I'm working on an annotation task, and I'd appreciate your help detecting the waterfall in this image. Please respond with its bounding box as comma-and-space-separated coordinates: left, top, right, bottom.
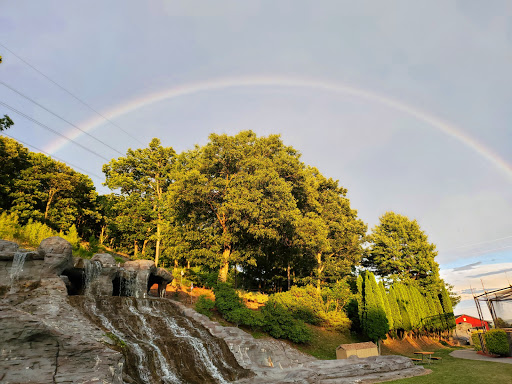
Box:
70, 296, 249, 384
9, 251, 28, 293
127, 302, 182, 384
119, 270, 139, 297
83, 260, 102, 295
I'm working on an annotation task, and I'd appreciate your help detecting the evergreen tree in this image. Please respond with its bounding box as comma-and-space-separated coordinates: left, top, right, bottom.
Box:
378, 280, 394, 330
387, 287, 403, 330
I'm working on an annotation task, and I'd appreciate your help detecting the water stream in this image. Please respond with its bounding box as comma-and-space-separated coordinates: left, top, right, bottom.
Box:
9, 251, 28, 293
70, 296, 249, 384
83, 260, 102, 295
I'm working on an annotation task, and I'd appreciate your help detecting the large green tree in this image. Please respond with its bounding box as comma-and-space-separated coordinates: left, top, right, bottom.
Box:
168, 131, 302, 282
364, 212, 442, 293
10, 152, 99, 234
103, 138, 176, 266
0, 136, 30, 210
297, 168, 367, 291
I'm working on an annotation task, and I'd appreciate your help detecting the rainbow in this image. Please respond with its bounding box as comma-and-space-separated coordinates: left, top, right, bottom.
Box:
44, 75, 512, 179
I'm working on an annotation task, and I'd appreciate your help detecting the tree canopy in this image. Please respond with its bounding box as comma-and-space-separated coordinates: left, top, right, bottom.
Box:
363, 211, 442, 293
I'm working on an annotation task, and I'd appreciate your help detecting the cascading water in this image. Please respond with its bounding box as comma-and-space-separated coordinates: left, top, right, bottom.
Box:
69, 296, 250, 384
9, 251, 28, 293
83, 259, 102, 295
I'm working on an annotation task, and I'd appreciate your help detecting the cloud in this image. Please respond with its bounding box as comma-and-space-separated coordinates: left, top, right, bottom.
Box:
469, 267, 512, 279
453, 261, 481, 272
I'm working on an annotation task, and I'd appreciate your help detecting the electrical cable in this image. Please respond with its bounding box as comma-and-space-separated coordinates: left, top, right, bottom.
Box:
1, 80, 125, 155
0, 42, 144, 144
1, 132, 104, 181
0, 101, 110, 161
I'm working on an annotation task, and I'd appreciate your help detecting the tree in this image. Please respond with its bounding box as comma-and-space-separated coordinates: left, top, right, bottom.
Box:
0, 136, 29, 210
360, 272, 389, 344
103, 138, 176, 266
0, 115, 13, 131
364, 212, 442, 293
168, 131, 301, 282
296, 168, 367, 292
10, 152, 98, 233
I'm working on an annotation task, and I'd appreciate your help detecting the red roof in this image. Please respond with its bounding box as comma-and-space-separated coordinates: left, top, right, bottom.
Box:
455, 314, 490, 330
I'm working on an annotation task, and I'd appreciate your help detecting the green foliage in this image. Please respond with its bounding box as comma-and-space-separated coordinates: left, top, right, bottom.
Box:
61, 224, 80, 248
213, 283, 261, 328
268, 285, 324, 325
20, 220, 56, 247
261, 302, 312, 343
103, 138, 176, 266
471, 332, 482, 351
195, 295, 215, 317
238, 290, 269, 305
0, 114, 14, 131
0, 211, 19, 239
364, 212, 442, 293
484, 329, 510, 356
105, 332, 127, 349
318, 310, 351, 333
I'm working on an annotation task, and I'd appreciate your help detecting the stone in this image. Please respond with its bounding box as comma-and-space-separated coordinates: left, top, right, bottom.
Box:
91, 253, 116, 268
38, 236, 73, 277
0, 239, 19, 260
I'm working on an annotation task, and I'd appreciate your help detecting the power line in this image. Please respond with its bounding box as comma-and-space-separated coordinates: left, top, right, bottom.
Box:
1, 133, 104, 181
0, 101, 110, 161
445, 235, 512, 251
1, 80, 125, 156
0, 42, 144, 145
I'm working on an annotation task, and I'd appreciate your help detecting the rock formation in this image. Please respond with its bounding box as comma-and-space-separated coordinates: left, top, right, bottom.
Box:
0, 236, 426, 384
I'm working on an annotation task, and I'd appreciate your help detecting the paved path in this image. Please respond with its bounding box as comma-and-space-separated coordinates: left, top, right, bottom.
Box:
450, 349, 512, 364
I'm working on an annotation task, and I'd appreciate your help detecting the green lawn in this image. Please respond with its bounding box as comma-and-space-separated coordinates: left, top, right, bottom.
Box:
389, 348, 512, 384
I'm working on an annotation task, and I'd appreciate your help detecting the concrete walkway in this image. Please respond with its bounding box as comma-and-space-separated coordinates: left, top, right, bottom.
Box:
450, 349, 512, 364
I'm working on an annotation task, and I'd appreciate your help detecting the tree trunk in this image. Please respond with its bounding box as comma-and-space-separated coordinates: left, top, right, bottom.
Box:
287, 262, 291, 290
142, 239, 149, 255
316, 252, 324, 293
44, 189, 56, 220
155, 215, 161, 267
134, 241, 139, 258
218, 247, 231, 282
99, 226, 107, 245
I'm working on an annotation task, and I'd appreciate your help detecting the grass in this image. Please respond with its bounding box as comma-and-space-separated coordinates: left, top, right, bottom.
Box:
388, 347, 512, 384
295, 325, 360, 359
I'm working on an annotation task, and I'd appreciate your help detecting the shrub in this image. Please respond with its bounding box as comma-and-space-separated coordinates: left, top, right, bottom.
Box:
0, 211, 19, 240
195, 295, 215, 317
214, 283, 245, 315
21, 220, 56, 247
319, 310, 351, 333
213, 283, 263, 328
261, 302, 312, 343
484, 329, 510, 356
268, 285, 324, 325
472, 332, 483, 351
238, 290, 269, 305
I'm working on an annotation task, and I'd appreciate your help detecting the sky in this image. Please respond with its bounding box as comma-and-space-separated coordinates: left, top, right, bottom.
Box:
1, 0, 511, 318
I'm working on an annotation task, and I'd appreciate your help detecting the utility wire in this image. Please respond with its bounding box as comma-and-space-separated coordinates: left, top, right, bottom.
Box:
0, 42, 144, 145
0, 101, 110, 161
1, 133, 104, 181
1, 80, 125, 156
444, 235, 512, 251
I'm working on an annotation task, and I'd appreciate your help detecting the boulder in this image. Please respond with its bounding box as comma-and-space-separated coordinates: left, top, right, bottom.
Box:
0, 239, 19, 260
38, 237, 73, 277
91, 253, 116, 268
121, 260, 156, 298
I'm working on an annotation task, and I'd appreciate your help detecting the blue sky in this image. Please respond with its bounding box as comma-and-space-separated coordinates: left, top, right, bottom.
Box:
1, 1, 511, 317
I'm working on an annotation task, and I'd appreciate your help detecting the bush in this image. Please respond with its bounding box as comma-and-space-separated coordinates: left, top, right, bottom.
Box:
214, 283, 245, 315
484, 329, 510, 356
261, 302, 312, 343
268, 285, 324, 325
0, 211, 19, 240
318, 310, 351, 333
238, 290, 269, 305
472, 332, 483, 351
195, 295, 215, 317
21, 220, 56, 247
